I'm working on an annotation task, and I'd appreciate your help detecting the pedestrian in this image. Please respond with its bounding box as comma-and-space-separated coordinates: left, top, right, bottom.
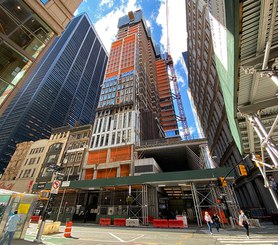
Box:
0, 210, 21, 245
83, 209, 89, 223
204, 211, 213, 235
269, 177, 278, 192
212, 213, 221, 232
239, 210, 250, 239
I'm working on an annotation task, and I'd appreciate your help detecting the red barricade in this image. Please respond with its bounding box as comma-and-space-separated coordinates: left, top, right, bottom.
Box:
30, 216, 40, 223
153, 219, 168, 228
168, 219, 184, 228
99, 218, 111, 226
113, 218, 126, 226
148, 216, 154, 224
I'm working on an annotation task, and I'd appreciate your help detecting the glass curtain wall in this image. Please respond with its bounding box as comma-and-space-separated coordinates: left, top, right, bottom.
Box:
0, 0, 54, 106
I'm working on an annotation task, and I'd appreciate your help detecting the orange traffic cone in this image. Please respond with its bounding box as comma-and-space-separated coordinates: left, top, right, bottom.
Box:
64, 221, 72, 238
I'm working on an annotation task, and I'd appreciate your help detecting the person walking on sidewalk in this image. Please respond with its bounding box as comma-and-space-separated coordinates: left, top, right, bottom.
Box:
0, 211, 21, 245
239, 210, 250, 239
212, 213, 221, 232
204, 211, 213, 235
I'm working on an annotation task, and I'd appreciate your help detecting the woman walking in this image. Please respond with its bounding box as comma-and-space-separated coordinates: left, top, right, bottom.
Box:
239, 210, 250, 239
204, 211, 213, 235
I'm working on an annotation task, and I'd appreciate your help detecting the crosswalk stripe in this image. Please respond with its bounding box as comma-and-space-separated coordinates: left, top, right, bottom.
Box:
221, 242, 277, 244
213, 234, 278, 244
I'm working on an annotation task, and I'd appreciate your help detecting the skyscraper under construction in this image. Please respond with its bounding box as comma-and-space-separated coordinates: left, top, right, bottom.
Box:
84, 10, 180, 180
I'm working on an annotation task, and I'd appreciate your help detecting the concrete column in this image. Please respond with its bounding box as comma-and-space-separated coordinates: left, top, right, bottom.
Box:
254, 177, 276, 213
242, 185, 252, 207
93, 167, 97, 179
245, 182, 261, 207
116, 166, 121, 177
235, 187, 245, 207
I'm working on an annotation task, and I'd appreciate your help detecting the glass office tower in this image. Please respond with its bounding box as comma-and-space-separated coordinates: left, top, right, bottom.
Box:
0, 13, 108, 170
0, 0, 82, 114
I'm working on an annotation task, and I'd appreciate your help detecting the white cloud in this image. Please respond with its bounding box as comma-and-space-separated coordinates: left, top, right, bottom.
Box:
94, 0, 141, 52
156, 0, 187, 64
178, 125, 194, 139
176, 68, 186, 88
99, 0, 113, 8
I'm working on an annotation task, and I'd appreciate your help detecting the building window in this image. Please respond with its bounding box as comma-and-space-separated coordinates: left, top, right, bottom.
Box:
73, 166, 79, 175
76, 152, 82, 161
69, 153, 75, 162
0, 41, 31, 105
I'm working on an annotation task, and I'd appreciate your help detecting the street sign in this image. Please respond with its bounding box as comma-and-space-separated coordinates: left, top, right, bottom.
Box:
62, 181, 70, 187
50, 180, 61, 194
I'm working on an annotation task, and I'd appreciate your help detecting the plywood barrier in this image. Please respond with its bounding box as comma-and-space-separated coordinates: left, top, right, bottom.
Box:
88, 149, 108, 164
97, 168, 117, 179
109, 145, 131, 162
85, 168, 94, 180
120, 164, 130, 177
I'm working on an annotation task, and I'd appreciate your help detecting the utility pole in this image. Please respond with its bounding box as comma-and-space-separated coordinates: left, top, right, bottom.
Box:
34, 168, 64, 243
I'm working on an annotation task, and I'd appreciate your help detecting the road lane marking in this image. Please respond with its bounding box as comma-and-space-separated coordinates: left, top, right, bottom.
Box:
109, 232, 125, 242
126, 234, 144, 242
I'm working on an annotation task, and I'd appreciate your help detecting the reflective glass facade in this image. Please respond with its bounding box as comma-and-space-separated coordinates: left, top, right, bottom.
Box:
0, 0, 54, 106
0, 14, 108, 170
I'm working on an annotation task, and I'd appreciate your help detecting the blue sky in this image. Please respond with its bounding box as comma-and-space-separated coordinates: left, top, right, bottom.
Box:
75, 0, 200, 138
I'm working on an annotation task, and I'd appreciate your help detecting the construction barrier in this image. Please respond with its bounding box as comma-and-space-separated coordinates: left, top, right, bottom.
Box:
153, 219, 168, 228
113, 218, 126, 226
148, 216, 154, 224
168, 219, 184, 228
125, 218, 139, 227
99, 218, 111, 226
64, 221, 72, 238
30, 216, 40, 223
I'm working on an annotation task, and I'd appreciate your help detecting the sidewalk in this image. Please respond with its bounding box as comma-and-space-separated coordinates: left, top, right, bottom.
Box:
12, 222, 278, 244
8, 240, 35, 245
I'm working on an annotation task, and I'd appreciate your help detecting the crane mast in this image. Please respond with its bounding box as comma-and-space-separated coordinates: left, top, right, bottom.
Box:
165, 0, 190, 139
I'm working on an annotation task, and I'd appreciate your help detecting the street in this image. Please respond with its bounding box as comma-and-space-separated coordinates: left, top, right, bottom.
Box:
16, 222, 278, 245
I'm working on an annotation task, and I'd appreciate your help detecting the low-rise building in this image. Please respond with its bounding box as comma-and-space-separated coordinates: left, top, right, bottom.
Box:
0, 141, 33, 190
12, 139, 48, 193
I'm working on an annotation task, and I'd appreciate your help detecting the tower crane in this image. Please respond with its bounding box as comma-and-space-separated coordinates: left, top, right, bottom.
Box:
165, 0, 190, 139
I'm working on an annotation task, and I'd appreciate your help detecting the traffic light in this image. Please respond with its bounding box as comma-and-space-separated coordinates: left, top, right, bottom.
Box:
216, 198, 223, 204
219, 177, 227, 187
238, 164, 248, 176
39, 190, 50, 200
253, 154, 263, 167
217, 177, 227, 187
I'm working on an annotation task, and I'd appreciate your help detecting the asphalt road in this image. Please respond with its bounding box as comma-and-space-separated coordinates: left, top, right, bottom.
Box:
16, 222, 278, 245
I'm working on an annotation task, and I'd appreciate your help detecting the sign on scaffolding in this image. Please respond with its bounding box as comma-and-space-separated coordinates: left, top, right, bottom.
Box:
50, 180, 61, 194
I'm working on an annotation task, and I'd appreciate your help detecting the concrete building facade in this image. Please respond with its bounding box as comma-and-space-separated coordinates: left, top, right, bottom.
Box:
84, 10, 163, 181
185, 0, 242, 168
0, 141, 33, 190
12, 139, 48, 193
185, 0, 278, 215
